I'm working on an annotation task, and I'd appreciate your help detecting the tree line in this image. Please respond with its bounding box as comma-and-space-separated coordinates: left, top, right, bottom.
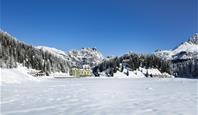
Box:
0, 32, 70, 75
93, 53, 171, 77
172, 59, 198, 78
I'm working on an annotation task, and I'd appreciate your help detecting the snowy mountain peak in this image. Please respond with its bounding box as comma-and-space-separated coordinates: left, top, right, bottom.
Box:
187, 33, 198, 45
155, 33, 198, 60
67, 47, 104, 67
80, 47, 104, 60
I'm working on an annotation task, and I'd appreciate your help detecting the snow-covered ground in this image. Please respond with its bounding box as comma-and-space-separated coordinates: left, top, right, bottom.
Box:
0, 67, 40, 85
0, 66, 73, 85
1, 77, 197, 115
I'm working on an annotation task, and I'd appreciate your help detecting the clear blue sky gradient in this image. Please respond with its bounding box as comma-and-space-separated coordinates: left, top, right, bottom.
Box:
1, 0, 197, 56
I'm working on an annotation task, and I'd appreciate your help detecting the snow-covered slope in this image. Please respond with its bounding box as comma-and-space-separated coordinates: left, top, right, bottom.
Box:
1, 31, 70, 73
0, 65, 40, 84
36, 46, 67, 58
36, 46, 71, 61
155, 33, 198, 60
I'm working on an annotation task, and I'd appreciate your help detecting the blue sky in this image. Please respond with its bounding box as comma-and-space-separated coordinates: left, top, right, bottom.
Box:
1, 0, 197, 56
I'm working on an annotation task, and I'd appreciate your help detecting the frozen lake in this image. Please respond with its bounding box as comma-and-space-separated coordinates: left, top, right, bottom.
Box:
1, 78, 197, 115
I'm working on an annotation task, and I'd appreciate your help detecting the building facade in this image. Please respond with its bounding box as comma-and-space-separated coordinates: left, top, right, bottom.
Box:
69, 67, 92, 77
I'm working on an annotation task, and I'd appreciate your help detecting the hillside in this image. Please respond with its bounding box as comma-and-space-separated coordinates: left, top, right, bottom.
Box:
0, 31, 105, 76
155, 33, 198, 78
93, 53, 171, 77
0, 31, 70, 75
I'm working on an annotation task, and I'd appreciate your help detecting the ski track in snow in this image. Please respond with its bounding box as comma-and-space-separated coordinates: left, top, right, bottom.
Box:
1, 78, 197, 115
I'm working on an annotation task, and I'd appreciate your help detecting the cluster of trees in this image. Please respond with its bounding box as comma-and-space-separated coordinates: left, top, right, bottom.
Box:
0, 32, 70, 75
172, 59, 198, 78
93, 53, 171, 76
93, 52, 198, 78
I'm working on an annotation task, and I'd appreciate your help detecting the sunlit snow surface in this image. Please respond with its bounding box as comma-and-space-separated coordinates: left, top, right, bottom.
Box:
1, 78, 197, 115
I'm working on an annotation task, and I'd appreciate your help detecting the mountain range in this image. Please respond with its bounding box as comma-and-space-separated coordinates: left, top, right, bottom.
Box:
0, 30, 197, 78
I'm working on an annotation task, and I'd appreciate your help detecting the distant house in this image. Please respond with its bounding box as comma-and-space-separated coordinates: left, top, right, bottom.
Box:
69, 67, 92, 77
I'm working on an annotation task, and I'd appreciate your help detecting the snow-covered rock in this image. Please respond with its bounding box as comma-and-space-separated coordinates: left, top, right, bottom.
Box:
187, 33, 198, 44
67, 48, 104, 67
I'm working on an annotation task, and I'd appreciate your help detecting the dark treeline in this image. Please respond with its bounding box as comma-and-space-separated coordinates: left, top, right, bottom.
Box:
93, 53, 171, 76
93, 52, 198, 78
0, 32, 70, 75
172, 59, 198, 78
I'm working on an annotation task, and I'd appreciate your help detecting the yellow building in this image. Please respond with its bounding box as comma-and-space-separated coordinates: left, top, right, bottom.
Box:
69, 67, 92, 77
